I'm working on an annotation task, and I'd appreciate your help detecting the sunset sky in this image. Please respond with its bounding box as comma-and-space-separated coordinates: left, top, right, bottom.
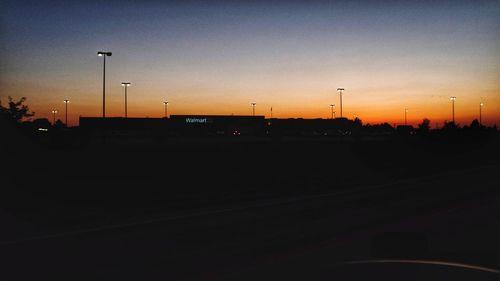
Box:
1, 0, 499, 126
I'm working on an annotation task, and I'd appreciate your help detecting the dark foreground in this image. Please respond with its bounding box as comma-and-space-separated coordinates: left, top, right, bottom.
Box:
1, 134, 500, 280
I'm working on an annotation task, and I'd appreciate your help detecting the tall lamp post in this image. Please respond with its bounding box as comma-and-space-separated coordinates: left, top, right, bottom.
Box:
479, 102, 484, 125
97, 51, 112, 118
337, 88, 345, 118
450, 96, 456, 123
121, 82, 131, 118
51, 110, 58, 125
163, 101, 169, 118
330, 104, 335, 119
63, 99, 69, 126
251, 103, 256, 116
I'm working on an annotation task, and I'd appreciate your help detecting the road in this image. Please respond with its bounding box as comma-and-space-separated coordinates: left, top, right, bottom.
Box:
1, 164, 499, 280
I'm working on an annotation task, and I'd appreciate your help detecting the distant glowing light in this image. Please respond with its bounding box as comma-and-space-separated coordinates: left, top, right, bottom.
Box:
97, 51, 112, 57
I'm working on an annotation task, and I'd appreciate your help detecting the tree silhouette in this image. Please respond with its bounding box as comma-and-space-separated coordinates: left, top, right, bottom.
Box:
353, 117, 363, 127
470, 119, 481, 129
54, 119, 65, 128
443, 121, 459, 130
417, 118, 431, 135
0, 96, 35, 122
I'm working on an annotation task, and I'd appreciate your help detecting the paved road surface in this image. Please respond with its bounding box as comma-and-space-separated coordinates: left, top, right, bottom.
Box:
1, 164, 499, 280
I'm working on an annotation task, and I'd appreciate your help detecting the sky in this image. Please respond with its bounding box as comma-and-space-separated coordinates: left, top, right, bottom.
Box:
1, 0, 499, 126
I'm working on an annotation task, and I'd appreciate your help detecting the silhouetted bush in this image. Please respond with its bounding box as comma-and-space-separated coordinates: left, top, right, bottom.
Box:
417, 118, 431, 136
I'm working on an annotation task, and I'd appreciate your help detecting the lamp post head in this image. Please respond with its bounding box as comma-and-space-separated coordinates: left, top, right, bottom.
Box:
251, 103, 256, 106
330, 104, 335, 107
121, 82, 131, 87
97, 51, 112, 56
52, 110, 58, 114
163, 101, 169, 105
337, 88, 345, 93
63, 99, 69, 104
480, 102, 484, 106
450, 96, 456, 100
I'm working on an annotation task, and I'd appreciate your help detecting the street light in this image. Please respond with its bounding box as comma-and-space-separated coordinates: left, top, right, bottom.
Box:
51, 110, 58, 125
330, 104, 335, 119
97, 51, 112, 118
63, 99, 69, 126
480, 102, 484, 125
251, 103, 256, 116
450, 96, 456, 123
163, 101, 169, 118
405, 108, 408, 125
121, 82, 131, 118
337, 88, 345, 118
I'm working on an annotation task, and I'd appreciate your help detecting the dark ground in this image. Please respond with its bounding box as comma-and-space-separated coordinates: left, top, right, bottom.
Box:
1, 130, 500, 280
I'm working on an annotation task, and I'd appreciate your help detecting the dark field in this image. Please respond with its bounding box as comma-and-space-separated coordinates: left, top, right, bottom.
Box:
2, 132, 500, 280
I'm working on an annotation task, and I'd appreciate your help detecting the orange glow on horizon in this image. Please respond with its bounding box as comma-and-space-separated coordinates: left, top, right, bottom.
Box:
2, 45, 499, 127
16, 94, 499, 128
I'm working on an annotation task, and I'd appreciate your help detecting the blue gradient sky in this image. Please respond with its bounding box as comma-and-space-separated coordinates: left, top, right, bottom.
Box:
1, 0, 499, 126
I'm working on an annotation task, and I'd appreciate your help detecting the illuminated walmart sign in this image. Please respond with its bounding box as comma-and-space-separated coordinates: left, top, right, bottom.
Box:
185, 117, 211, 124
